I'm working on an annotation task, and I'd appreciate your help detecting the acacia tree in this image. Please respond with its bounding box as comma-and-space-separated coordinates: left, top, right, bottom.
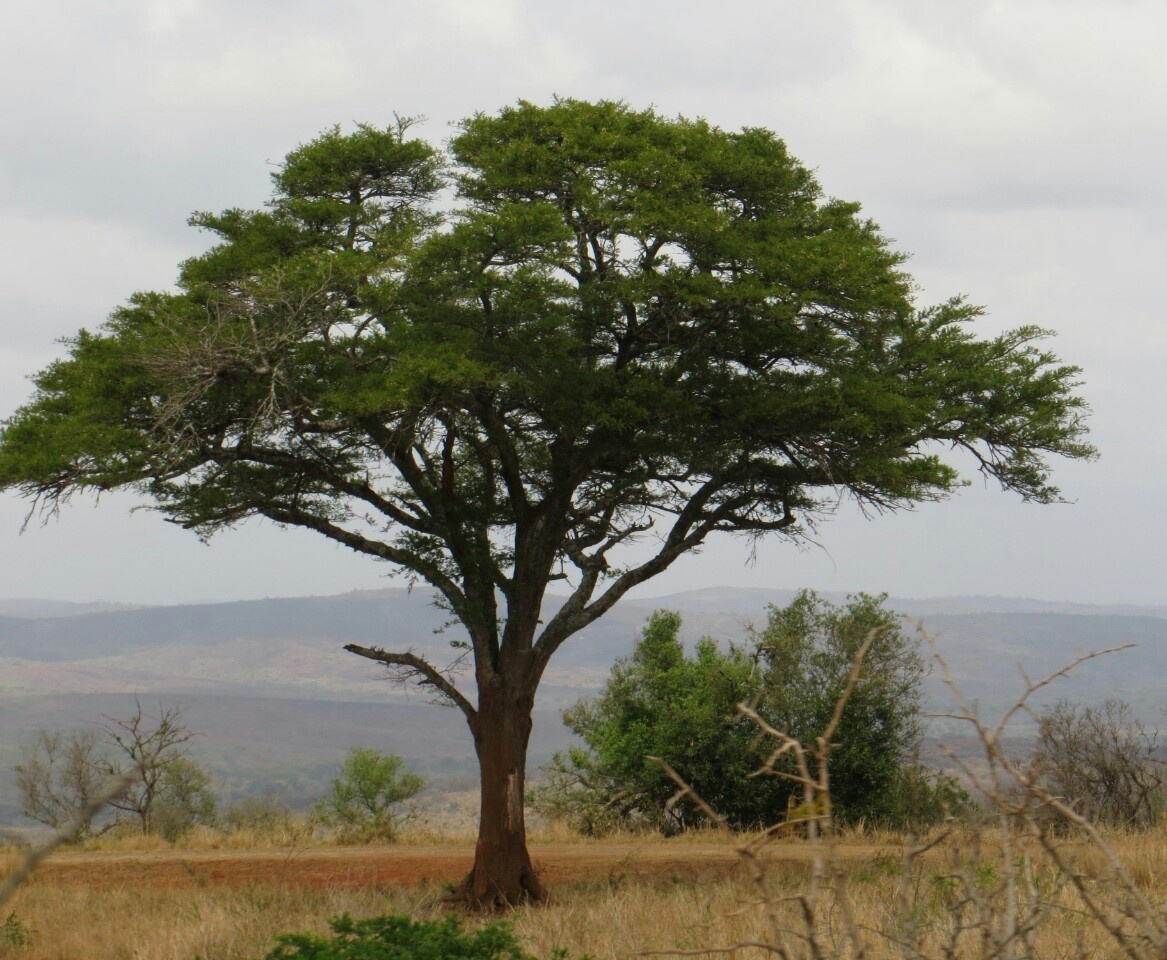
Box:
0, 100, 1092, 906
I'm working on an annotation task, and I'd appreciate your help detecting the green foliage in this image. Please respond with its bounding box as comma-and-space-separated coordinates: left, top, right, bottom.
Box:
756, 590, 926, 825
0, 100, 1093, 895
151, 756, 217, 840
264, 913, 570, 960
541, 592, 952, 833
535, 611, 781, 833
0, 101, 1092, 620
1, 911, 34, 949
314, 748, 424, 840
877, 767, 973, 829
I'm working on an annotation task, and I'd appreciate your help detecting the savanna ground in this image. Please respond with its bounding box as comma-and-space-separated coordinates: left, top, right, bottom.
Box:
6, 815, 1167, 960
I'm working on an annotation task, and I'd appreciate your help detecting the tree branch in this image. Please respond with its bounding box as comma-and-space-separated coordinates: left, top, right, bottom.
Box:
259, 505, 471, 622
213, 442, 437, 535
343, 645, 477, 724
535, 484, 796, 673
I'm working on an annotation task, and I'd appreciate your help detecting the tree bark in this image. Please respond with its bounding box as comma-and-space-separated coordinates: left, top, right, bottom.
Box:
451, 675, 547, 909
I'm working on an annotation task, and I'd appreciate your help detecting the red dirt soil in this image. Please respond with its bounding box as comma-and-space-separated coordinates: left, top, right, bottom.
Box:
30, 842, 890, 891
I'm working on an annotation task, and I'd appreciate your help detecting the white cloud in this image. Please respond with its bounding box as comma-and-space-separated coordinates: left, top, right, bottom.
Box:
428, 0, 523, 46
151, 37, 361, 110
822, 3, 1059, 148
143, 0, 202, 35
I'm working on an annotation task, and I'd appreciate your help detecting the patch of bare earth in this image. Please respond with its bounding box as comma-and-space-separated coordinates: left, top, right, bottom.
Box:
31, 841, 891, 890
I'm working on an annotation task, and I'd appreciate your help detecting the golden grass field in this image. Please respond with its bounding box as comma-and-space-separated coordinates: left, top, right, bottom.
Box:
4, 815, 1167, 960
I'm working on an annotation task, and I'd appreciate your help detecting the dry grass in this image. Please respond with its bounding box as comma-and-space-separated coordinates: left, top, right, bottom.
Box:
0, 879, 426, 959
3, 829, 1167, 960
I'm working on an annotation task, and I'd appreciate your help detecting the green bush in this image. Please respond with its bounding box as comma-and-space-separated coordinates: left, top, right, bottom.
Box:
532, 610, 780, 834
755, 590, 926, 826
264, 913, 572, 960
877, 766, 972, 828
1, 911, 35, 948
314, 749, 424, 840
152, 756, 218, 840
536, 591, 948, 834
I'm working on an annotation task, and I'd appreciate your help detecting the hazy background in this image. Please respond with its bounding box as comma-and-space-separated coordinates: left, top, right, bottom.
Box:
1, 0, 1160, 607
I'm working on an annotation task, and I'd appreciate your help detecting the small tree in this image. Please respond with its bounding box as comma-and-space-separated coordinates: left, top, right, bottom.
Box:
756, 590, 926, 826
13, 730, 106, 838
100, 702, 201, 835
13, 704, 215, 839
151, 757, 217, 840
1034, 698, 1164, 830
315, 748, 424, 840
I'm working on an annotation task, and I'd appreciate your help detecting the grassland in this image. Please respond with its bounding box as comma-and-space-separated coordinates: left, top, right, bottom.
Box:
4, 814, 1167, 960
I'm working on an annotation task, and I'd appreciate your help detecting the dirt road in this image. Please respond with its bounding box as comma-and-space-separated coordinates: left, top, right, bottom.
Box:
32, 841, 891, 890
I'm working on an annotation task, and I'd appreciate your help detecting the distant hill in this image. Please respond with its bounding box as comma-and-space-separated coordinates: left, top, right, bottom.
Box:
0, 599, 147, 619
1, 587, 1164, 827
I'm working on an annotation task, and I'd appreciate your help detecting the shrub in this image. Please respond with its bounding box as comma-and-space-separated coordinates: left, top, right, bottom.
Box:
314, 749, 424, 840
1, 911, 34, 948
222, 794, 296, 834
1034, 698, 1164, 830
533, 611, 779, 834
264, 913, 571, 960
151, 756, 218, 840
754, 590, 926, 826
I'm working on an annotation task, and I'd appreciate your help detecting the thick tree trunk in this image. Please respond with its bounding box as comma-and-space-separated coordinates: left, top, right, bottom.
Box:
452, 677, 547, 909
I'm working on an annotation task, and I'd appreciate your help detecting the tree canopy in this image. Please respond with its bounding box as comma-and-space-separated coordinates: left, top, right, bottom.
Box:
0, 99, 1093, 905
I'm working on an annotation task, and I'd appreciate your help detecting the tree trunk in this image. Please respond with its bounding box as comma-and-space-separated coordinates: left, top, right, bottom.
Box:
452, 677, 547, 909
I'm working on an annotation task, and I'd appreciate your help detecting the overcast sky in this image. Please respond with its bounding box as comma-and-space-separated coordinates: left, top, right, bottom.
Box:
0, 0, 1161, 607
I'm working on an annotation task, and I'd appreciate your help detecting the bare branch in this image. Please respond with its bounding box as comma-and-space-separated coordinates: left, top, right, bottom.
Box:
343, 645, 476, 723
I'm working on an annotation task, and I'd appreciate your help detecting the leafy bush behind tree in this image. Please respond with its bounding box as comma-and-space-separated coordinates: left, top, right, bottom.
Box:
757, 590, 927, 825
535, 590, 965, 833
